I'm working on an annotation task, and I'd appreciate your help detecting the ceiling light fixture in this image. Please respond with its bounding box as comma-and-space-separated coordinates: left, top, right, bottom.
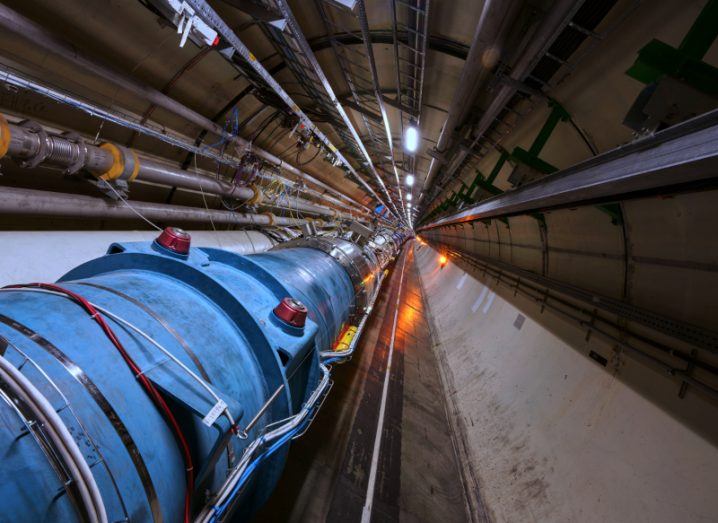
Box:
404, 125, 420, 153
405, 174, 415, 186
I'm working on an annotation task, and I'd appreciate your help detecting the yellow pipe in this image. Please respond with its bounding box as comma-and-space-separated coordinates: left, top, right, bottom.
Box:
0, 114, 11, 159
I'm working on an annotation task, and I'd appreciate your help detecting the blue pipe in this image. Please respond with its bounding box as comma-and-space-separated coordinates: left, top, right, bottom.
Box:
0, 229, 396, 522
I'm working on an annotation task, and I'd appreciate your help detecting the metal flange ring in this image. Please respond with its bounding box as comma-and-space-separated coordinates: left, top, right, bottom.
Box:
18, 119, 49, 168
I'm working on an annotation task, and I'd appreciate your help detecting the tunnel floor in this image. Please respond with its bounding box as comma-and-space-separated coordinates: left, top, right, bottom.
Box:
254, 242, 470, 522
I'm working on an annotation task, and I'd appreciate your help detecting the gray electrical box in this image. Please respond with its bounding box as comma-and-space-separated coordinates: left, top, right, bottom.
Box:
624, 76, 717, 134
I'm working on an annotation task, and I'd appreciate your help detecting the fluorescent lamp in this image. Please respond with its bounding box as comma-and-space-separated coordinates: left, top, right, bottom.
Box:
404, 125, 420, 153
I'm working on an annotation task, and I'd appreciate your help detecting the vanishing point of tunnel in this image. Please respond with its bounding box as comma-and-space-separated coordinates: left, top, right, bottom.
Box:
0, 0, 716, 522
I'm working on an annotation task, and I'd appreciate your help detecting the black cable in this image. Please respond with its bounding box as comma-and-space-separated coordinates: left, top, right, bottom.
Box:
296, 146, 321, 167
250, 110, 280, 142
569, 117, 599, 156
262, 120, 285, 150
276, 142, 298, 159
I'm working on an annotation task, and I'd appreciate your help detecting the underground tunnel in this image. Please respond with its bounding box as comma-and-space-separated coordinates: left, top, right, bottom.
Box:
0, 0, 717, 521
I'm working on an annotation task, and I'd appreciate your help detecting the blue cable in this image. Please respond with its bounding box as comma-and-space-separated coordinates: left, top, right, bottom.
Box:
208, 413, 314, 521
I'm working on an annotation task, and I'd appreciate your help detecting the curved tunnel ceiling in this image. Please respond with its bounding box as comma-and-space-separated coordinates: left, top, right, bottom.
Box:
0, 2, 717, 519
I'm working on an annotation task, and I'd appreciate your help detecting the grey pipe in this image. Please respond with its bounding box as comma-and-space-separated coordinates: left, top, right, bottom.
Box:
420, 0, 521, 198
6, 120, 112, 174
0, 4, 373, 215
138, 157, 345, 217
423, 0, 584, 206
2, 117, 357, 220
461, 0, 583, 159
137, 158, 253, 199
0, 186, 308, 226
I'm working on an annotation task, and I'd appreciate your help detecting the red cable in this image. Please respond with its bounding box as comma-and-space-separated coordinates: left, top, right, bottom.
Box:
5, 282, 194, 523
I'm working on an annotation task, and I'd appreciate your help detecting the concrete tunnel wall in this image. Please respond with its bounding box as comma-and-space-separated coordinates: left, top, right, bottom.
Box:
414, 242, 718, 522
0, 230, 276, 286
438, 0, 718, 205
422, 188, 718, 332
418, 0, 718, 336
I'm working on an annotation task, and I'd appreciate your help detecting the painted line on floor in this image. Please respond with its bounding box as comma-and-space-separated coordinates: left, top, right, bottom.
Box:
482, 291, 496, 314
360, 248, 410, 523
472, 287, 489, 313
456, 272, 468, 290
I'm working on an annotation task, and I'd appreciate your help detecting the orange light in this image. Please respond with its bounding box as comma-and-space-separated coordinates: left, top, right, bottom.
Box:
439, 255, 448, 267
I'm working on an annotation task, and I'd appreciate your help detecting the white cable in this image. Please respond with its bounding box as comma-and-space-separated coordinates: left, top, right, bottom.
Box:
194, 363, 331, 523
103, 182, 162, 231
0, 288, 236, 428
194, 155, 223, 247
0, 355, 108, 523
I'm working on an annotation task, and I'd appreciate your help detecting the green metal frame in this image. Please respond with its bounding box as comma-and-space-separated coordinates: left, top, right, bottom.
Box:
424, 100, 569, 222
421, 98, 622, 226
626, 0, 718, 94
422, 2, 717, 227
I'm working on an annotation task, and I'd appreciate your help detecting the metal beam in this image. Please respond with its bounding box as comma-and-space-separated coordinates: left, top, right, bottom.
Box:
312, 1, 390, 188
418, 0, 522, 205
380, 94, 419, 118
342, 100, 382, 123
266, 0, 402, 220
184, 0, 399, 220
218, 0, 287, 30
309, 30, 470, 61
356, 0, 406, 217
421, 109, 718, 228
423, 0, 584, 208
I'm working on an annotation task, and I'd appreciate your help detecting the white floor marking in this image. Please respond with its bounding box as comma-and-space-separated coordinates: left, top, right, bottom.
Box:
361, 250, 409, 523
472, 287, 489, 313
456, 272, 468, 290
482, 291, 496, 314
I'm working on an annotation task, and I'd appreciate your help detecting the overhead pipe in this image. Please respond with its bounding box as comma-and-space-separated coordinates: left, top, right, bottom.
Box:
0, 114, 356, 221
463, 0, 584, 151
182, 0, 402, 222
0, 4, 374, 216
420, 109, 718, 229
119, 157, 352, 219
454, 0, 583, 169
419, 0, 521, 201
0, 186, 315, 227
0, 65, 377, 221
422, 0, 584, 209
